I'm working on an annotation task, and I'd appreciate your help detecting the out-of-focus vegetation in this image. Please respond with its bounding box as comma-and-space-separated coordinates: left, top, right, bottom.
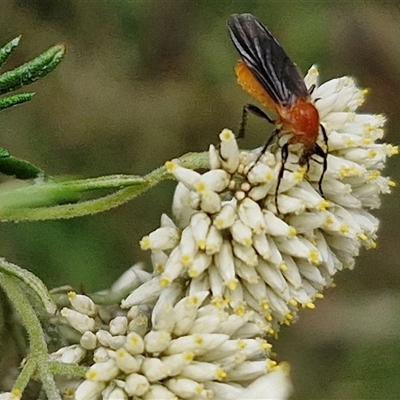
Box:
0, 1, 399, 398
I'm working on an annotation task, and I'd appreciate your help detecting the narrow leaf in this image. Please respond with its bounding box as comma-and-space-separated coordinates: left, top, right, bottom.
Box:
0, 92, 35, 111
0, 36, 21, 68
0, 150, 45, 179
0, 43, 66, 95
0, 257, 57, 314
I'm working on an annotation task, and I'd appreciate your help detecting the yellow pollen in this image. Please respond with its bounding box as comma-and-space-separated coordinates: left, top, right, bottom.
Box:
345, 139, 355, 146
325, 216, 334, 226
265, 172, 273, 181
187, 296, 200, 306
362, 137, 373, 145
194, 336, 204, 345
288, 227, 297, 237
160, 277, 170, 287
235, 305, 246, 316
367, 171, 381, 181
340, 224, 349, 234
242, 238, 253, 246
265, 313, 273, 322
318, 200, 330, 211
181, 254, 192, 266
261, 300, 270, 310
294, 167, 306, 180
155, 263, 164, 273
195, 181, 206, 193
263, 342, 273, 351
165, 160, 177, 172
388, 145, 399, 155
316, 293, 324, 299
67, 291, 76, 300
289, 298, 298, 306
330, 282, 337, 288
268, 360, 278, 370
362, 88, 370, 96
214, 218, 225, 229
227, 279, 238, 290
184, 352, 195, 362
358, 233, 368, 241
139, 236, 151, 250
195, 384, 204, 394
212, 296, 225, 308
369, 240, 377, 249
279, 263, 288, 271
309, 250, 320, 265
220, 128, 234, 141
216, 369, 227, 380
197, 239, 206, 250
340, 167, 350, 178
368, 150, 377, 158
285, 312, 294, 321
389, 180, 396, 187
188, 268, 198, 278
306, 302, 315, 309
86, 370, 98, 380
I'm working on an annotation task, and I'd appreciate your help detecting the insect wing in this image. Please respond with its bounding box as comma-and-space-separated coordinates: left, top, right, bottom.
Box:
227, 13, 309, 106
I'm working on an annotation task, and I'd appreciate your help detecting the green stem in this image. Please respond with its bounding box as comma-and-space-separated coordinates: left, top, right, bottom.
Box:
0, 273, 61, 399
0, 151, 210, 221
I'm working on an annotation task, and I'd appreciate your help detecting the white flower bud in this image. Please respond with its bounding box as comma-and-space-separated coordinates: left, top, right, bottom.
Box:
60, 308, 95, 334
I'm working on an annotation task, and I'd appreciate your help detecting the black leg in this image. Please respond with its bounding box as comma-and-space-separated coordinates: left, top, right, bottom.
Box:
238, 103, 274, 138
308, 84, 316, 95
318, 124, 328, 195
275, 143, 289, 214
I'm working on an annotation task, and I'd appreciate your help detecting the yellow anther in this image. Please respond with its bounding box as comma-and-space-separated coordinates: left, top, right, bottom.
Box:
367, 171, 380, 181
279, 263, 288, 271
139, 236, 151, 250
358, 233, 367, 241
340, 224, 349, 234
220, 128, 234, 141
362, 137, 373, 145
165, 160, 177, 172
216, 368, 227, 380
289, 298, 298, 306
318, 200, 330, 211
227, 279, 238, 290
160, 277, 170, 287
181, 255, 192, 267
195, 181, 206, 193
309, 250, 321, 265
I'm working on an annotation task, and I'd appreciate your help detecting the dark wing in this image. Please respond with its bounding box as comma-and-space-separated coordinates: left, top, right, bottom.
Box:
227, 13, 309, 106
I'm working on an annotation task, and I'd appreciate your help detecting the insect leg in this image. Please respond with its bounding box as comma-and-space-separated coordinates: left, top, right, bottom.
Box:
238, 103, 274, 138
318, 124, 328, 195
275, 142, 289, 214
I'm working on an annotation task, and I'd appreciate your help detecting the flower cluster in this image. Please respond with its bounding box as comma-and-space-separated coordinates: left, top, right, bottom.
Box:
55, 280, 290, 400
139, 67, 396, 336
54, 67, 395, 399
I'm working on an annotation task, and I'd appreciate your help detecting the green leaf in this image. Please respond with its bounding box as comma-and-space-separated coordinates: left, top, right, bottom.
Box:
0, 257, 57, 314
0, 150, 45, 179
0, 43, 66, 95
0, 36, 21, 68
0, 92, 35, 111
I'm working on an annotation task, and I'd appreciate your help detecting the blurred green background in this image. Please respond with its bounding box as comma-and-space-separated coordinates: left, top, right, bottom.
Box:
0, 1, 399, 398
